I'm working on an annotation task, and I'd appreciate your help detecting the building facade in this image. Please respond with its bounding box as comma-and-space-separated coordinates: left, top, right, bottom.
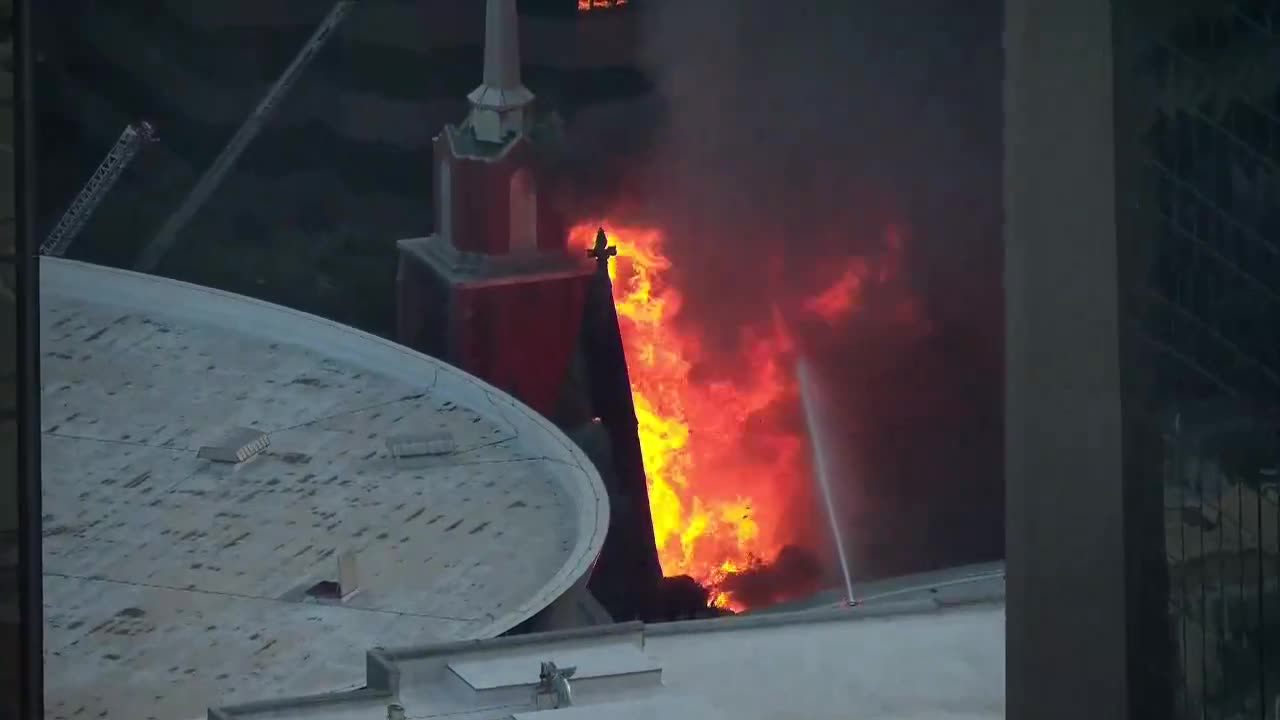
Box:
397, 0, 595, 418
397, 0, 664, 623
1125, 3, 1280, 717
1006, 1, 1279, 718
1, 0, 43, 717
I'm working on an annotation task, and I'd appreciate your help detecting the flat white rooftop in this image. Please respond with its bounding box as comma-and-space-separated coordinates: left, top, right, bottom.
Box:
39, 260, 609, 720
213, 564, 1006, 720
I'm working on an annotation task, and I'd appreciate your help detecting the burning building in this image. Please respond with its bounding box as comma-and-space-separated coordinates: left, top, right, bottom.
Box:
396, 0, 942, 618
395, 0, 666, 620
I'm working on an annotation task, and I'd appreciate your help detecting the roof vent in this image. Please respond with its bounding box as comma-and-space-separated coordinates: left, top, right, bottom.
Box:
386, 431, 456, 460
197, 427, 270, 464
386, 704, 405, 720
337, 548, 359, 598
304, 549, 360, 601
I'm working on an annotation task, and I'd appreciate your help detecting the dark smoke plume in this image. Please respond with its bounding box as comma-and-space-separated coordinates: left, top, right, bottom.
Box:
569, 0, 1005, 595
645, 0, 1003, 579
718, 545, 827, 608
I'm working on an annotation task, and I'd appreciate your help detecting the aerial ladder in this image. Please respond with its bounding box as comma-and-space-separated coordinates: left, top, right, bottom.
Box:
40, 120, 159, 258
133, 0, 356, 273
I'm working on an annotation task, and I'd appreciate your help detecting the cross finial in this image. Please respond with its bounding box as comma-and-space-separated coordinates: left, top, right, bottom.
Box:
587, 227, 617, 272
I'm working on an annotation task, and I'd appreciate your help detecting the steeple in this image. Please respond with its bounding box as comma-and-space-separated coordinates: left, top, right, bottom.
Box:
467, 0, 535, 145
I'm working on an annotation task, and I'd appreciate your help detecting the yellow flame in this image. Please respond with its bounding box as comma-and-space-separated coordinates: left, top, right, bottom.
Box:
578, 0, 628, 11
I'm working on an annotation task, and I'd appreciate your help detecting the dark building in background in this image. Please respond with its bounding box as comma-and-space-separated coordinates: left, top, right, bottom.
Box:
0, 0, 16, 710
30, 0, 650, 336
1, 0, 43, 717
1121, 2, 1280, 717
1007, 0, 1278, 718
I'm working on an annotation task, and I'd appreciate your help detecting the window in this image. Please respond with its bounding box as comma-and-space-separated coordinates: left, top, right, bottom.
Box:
1118, 2, 1280, 716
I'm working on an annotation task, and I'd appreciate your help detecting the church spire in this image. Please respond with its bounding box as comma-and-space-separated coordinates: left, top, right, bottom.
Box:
467, 0, 535, 145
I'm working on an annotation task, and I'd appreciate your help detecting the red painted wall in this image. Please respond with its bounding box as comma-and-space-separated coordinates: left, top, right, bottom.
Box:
449, 272, 592, 417
412, 126, 588, 418
454, 159, 509, 255
537, 190, 569, 254
433, 132, 569, 256
396, 250, 452, 360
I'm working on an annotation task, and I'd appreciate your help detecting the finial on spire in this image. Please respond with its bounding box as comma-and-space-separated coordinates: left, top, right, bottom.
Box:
587, 227, 618, 274
467, 0, 535, 145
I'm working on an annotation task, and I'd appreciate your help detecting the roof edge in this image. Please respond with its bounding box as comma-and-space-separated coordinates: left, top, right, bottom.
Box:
41, 258, 611, 641
209, 687, 392, 720
644, 594, 1004, 639
210, 595, 1006, 719
380, 619, 645, 661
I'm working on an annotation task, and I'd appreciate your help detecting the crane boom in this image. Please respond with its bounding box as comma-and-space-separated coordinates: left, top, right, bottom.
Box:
133, 0, 355, 273
40, 121, 158, 258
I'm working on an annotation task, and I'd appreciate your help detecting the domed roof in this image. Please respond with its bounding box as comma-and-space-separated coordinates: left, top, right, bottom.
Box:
39, 259, 609, 720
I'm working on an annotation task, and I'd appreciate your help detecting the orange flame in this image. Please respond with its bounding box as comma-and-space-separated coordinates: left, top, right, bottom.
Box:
803, 229, 908, 326
571, 223, 800, 610
578, 0, 628, 10
570, 221, 918, 611
803, 262, 866, 324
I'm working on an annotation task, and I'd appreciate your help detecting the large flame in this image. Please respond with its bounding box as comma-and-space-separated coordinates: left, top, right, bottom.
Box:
570, 221, 914, 610
577, 0, 628, 11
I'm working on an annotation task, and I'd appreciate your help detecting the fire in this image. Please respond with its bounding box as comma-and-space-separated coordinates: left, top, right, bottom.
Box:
577, 0, 628, 10
804, 229, 906, 326
803, 262, 866, 324
570, 220, 917, 611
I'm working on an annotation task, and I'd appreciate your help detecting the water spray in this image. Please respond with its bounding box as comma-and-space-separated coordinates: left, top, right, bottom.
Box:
797, 358, 858, 607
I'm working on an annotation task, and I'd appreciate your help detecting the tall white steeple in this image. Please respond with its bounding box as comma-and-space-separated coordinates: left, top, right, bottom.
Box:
467, 0, 535, 145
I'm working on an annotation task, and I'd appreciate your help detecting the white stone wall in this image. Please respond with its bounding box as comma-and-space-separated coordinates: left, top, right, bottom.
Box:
645, 606, 1005, 720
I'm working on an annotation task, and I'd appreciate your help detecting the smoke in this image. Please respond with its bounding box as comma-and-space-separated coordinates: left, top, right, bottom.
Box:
568, 0, 1004, 594
630, 0, 1002, 311
654, 0, 1002, 574
717, 545, 827, 608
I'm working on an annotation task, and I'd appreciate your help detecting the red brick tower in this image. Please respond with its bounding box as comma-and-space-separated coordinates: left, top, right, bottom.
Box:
396, 0, 594, 417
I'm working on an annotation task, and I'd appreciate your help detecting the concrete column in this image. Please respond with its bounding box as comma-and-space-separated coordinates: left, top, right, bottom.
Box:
1004, 0, 1130, 718
1, 0, 43, 717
